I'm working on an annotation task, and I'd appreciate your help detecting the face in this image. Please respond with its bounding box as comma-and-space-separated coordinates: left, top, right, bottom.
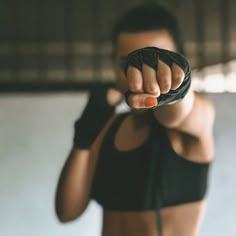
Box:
113, 30, 176, 93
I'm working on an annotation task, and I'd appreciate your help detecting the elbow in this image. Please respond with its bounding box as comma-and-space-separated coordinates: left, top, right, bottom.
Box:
55, 200, 87, 223
55, 207, 79, 223
55, 205, 72, 223
56, 212, 76, 223
56, 213, 71, 223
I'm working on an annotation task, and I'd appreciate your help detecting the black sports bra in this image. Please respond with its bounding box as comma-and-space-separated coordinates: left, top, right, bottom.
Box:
91, 112, 210, 211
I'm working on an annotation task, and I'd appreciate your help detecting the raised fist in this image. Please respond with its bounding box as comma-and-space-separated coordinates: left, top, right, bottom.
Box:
123, 47, 191, 108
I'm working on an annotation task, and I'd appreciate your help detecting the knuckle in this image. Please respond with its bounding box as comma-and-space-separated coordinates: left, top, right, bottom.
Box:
158, 71, 170, 81
171, 82, 179, 90
145, 85, 159, 96
173, 72, 184, 82
128, 95, 138, 107
171, 73, 184, 89
129, 83, 142, 93
159, 80, 171, 94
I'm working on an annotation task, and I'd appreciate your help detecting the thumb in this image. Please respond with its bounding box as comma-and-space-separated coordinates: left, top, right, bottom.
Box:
127, 93, 158, 109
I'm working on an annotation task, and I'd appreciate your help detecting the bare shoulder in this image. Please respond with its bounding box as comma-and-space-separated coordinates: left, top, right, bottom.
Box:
196, 94, 215, 136
167, 129, 214, 163
167, 95, 215, 163
177, 93, 215, 138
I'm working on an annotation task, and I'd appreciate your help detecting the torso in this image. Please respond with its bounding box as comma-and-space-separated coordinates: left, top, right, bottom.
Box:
102, 210, 159, 236
113, 111, 208, 164
93, 111, 211, 236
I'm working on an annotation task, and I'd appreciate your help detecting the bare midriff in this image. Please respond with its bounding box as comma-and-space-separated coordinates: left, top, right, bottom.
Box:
102, 210, 159, 236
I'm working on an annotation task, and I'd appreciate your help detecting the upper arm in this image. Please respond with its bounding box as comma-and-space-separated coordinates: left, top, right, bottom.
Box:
176, 94, 215, 140
177, 95, 215, 161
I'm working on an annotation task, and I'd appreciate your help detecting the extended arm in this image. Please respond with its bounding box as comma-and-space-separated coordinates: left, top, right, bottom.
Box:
124, 47, 215, 140
152, 89, 215, 139
55, 149, 92, 222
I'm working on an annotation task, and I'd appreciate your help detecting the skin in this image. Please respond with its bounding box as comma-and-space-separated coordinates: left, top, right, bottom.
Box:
55, 30, 215, 236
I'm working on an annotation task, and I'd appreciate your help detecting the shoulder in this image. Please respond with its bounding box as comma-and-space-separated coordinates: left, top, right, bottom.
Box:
176, 92, 215, 141
167, 94, 215, 163
197, 94, 215, 132
167, 126, 214, 163
196, 93, 215, 133
191, 94, 215, 155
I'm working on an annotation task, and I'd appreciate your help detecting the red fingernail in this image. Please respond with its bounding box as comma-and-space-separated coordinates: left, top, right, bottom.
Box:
144, 97, 157, 108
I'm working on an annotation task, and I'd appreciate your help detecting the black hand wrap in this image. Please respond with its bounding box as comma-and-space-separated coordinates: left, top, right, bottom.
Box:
73, 86, 115, 149
124, 47, 191, 106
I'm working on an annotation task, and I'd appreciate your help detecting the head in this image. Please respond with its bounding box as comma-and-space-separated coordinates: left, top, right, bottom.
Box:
111, 3, 184, 93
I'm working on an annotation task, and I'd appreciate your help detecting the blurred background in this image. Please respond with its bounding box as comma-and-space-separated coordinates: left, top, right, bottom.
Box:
0, 0, 236, 235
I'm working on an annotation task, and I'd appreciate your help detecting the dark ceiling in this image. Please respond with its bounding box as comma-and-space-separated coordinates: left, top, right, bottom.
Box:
0, 0, 235, 91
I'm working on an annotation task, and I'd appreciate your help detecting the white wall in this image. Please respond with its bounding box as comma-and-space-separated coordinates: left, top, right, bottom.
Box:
0, 93, 235, 236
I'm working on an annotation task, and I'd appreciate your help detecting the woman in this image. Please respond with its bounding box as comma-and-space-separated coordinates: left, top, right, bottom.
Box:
55, 3, 215, 236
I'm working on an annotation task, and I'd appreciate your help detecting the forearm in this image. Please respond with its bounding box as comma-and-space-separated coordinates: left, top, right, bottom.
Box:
55, 87, 117, 222
153, 89, 195, 128
55, 149, 96, 222
55, 115, 114, 222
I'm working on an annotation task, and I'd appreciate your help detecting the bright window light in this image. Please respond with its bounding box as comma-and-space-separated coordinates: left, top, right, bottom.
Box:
192, 60, 236, 93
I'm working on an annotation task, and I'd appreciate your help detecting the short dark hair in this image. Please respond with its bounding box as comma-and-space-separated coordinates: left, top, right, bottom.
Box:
111, 3, 184, 55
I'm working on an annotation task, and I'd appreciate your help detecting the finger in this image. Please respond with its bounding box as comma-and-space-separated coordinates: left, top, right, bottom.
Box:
142, 64, 160, 97
127, 66, 144, 93
127, 93, 158, 109
107, 88, 123, 106
171, 63, 185, 90
157, 60, 172, 94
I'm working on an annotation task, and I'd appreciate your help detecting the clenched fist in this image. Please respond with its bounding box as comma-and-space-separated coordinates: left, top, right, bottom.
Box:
123, 47, 191, 108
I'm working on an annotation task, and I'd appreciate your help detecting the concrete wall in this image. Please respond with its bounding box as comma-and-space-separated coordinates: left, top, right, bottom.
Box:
0, 93, 235, 236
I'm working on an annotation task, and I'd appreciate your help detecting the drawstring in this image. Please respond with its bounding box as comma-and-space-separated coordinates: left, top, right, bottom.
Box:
149, 119, 164, 236
157, 210, 163, 236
